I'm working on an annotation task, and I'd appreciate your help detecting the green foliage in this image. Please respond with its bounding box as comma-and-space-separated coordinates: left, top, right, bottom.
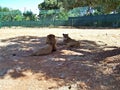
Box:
116, 6, 120, 13
39, 9, 60, 20
38, 0, 120, 14
0, 6, 38, 21
93, 6, 104, 15
68, 7, 82, 17
96, 0, 120, 13
1, 7, 10, 12
23, 11, 37, 21
0, 6, 23, 21
38, 0, 59, 10
76, 0, 120, 13
58, 11, 68, 20
14, 15, 23, 21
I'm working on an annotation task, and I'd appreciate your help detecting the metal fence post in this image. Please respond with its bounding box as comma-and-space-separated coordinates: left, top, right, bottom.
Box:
71, 18, 73, 28
0, 22, 2, 28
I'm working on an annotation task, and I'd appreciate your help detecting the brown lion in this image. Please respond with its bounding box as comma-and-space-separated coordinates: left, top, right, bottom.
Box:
31, 34, 57, 56
46, 34, 57, 51
63, 34, 80, 48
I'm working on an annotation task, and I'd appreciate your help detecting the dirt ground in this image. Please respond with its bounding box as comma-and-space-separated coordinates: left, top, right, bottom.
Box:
0, 27, 120, 90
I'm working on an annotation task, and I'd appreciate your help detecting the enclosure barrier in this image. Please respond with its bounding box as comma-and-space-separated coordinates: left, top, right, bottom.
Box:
0, 13, 120, 28
69, 14, 120, 27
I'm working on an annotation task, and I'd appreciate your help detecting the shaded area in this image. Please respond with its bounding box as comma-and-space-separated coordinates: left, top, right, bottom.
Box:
67, 40, 120, 61
0, 36, 120, 90
0, 36, 46, 56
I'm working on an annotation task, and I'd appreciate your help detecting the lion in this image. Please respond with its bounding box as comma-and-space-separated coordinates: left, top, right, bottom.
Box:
63, 34, 80, 48
46, 34, 57, 51
31, 34, 57, 56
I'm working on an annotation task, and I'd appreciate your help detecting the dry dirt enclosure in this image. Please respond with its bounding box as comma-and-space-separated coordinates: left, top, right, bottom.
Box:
0, 27, 120, 90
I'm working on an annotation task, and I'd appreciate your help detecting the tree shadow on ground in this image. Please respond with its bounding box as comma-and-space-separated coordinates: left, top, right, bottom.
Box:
0, 36, 46, 56
64, 40, 120, 61
0, 36, 120, 90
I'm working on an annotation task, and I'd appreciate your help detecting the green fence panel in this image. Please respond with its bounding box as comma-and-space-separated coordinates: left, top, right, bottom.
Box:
69, 13, 120, 27
1, 13, 120, 28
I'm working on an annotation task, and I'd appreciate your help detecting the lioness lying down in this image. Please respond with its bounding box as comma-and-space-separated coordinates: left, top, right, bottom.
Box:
63, 34, 80, 48
31, 34, 57, 56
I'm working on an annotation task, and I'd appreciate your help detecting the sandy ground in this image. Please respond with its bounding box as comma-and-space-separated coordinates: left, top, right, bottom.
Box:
0, 27, 120, 90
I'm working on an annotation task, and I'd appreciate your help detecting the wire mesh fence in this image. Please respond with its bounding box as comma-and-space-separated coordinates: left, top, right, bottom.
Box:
0, 13, 120, 28
69, 14, 120, 27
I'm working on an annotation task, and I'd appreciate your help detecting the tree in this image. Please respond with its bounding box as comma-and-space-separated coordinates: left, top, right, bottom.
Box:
58, 10, 68, 20
14, 15, 23, 21
38, 0, 59, 10
2, 7, 10, 12
38, 0, 120, 14
60, 0, 120, 13
0, 6, 23, 21
99, 0, 120, 13
23, 11, 37, 21
116, 6, 120, 13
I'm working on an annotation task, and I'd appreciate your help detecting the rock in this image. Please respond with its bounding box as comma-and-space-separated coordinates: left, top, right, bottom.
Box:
0, 68, 8, 76
0, 57, 4, 61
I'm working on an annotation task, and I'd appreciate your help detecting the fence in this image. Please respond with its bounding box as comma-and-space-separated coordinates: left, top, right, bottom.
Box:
69, 13, 120, 27
0, 13, 120, 28
0, 20, 68, 27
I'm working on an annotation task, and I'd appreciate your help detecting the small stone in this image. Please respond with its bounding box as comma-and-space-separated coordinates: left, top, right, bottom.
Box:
0, 68, 8, 76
